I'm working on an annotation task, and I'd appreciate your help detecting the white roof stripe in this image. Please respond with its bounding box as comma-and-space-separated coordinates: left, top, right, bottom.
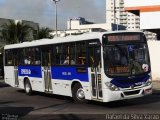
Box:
4, 30, 143, 50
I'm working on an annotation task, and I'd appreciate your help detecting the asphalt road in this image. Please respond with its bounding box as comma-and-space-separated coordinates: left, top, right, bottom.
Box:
0, 81, 160, 120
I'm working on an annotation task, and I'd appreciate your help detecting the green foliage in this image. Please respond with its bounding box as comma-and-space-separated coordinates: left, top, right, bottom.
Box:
1, 20, 32, 44
37, 27, 52, 39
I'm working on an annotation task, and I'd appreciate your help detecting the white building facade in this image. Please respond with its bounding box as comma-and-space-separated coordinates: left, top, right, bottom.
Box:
50, 17, 126, 37
124, 0, 160, 39
106, 0, 140, 30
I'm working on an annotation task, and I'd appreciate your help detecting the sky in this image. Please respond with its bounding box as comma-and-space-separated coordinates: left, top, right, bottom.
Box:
0, 0, 106, 30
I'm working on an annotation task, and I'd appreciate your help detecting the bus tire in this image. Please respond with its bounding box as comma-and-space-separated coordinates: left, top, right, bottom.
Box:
72, 83, 88, 103
24, 79, 32, 95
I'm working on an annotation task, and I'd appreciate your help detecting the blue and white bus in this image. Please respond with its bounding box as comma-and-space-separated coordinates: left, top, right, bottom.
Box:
4, 31, 152, 103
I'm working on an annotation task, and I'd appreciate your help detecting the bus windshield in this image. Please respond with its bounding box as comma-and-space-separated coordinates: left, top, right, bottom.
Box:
103, 44, 150, 77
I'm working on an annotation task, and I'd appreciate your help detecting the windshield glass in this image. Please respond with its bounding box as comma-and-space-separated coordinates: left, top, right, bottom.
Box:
103, 44, 150, 77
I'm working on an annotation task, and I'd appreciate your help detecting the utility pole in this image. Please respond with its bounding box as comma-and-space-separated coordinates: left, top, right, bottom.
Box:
52, 0, 60, 37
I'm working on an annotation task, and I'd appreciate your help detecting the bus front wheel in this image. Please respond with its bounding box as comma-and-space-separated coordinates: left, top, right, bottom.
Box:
24, 79, 32, 95
72, 83, 88, 103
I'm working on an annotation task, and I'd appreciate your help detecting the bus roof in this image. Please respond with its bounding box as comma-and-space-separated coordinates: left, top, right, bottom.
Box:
4, 30, 143, 50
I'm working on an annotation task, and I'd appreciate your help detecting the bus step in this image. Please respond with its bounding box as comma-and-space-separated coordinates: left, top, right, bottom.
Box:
15, 85, 19, 87
45, 90, 53, 94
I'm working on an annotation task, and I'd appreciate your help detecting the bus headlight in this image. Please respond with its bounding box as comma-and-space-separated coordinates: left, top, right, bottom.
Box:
145, 79, 152, 86
105, 82, 120, 91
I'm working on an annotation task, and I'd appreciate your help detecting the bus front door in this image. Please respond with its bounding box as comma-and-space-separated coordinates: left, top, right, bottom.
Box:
42, 49, 52, 93
88, 46, 103, 100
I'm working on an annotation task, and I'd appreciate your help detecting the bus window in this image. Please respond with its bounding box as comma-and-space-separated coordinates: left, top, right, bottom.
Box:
62, 43, 76, 65
34, 48, 41, 65
55, 45, 64, 65
76, 41, 87, 65
42, 46, 52, 66
70, 43, 76, 65
88, 40, 101, 67
63, 44, 70, 65
23, 47, 41, 65
24, 48, 33, 65
5, 49, 19, 66
53, 42, 87, 66
12, 49, 19, 66
5, 50, 13, 66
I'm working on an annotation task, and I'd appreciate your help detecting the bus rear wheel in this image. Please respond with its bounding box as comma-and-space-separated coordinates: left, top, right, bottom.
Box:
72, 83, 88, 103
24, 79, 32, 95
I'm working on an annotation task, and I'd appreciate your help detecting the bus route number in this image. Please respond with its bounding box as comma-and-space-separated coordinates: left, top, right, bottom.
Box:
62, 72, 71, 76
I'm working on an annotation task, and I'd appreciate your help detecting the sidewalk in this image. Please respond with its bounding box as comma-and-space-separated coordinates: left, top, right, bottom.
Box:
152, 80, 160, 90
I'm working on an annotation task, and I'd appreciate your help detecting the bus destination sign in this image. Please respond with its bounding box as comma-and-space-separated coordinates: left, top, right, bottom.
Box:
107, 34, 141, 42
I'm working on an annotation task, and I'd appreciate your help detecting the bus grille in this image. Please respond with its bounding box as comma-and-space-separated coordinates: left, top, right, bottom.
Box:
111, 75, 150, 88
117, 79, 140, 84
123, 90, 140, 96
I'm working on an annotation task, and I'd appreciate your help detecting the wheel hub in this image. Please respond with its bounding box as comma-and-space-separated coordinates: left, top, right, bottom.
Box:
77, 88, 85, 99
25, 83, 30, 93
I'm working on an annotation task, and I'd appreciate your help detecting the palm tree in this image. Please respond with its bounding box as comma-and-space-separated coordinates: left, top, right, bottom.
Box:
1, 20, 32, 44
37, 27, 52, 39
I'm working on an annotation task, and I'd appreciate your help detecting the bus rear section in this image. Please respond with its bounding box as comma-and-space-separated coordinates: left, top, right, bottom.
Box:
101, 32, 152, 102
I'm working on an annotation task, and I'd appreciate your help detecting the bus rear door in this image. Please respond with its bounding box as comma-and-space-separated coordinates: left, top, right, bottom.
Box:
42, 47, 52, 93
4, 49, 19, 87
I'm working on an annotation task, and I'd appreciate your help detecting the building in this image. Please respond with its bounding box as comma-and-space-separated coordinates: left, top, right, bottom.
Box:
21, 20, 39, 40
106, 0, 140, 30
124, 0, 160, 40
50, 17, 126, 37
126, 13, 140, 30
67, 17, 126, 31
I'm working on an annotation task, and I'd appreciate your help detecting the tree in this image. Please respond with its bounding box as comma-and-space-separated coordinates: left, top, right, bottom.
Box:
37, 27, 52, 39
1, 20, 32, 44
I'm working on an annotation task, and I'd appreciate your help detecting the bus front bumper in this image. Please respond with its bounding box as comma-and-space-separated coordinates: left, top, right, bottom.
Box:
102, 84, 152, 102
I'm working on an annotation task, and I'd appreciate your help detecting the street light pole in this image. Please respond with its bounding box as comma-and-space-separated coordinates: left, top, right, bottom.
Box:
52, 0, 60, 37
114, 0, 116, 24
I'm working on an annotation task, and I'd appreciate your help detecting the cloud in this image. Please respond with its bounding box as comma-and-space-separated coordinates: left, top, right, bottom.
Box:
0, 0, 106, 29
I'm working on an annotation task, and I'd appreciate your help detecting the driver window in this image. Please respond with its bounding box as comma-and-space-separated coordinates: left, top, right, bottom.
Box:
88, 40, 101, 68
